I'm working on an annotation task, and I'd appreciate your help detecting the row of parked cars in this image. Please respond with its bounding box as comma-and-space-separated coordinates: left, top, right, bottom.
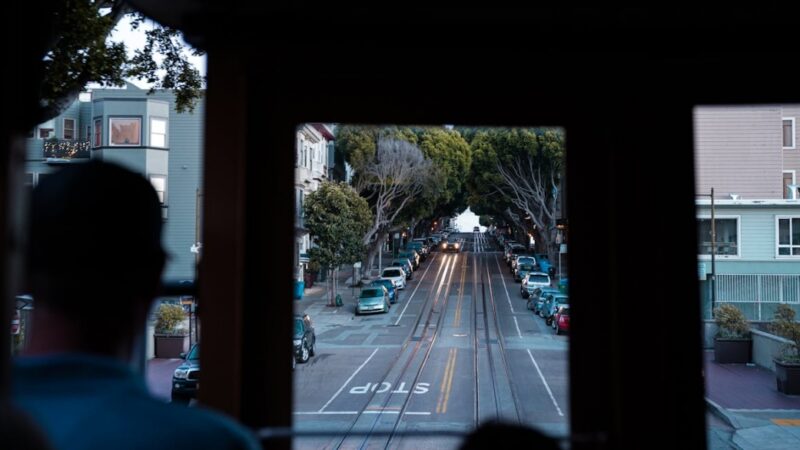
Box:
362, 233, 448, 315
492, 230, 569, 335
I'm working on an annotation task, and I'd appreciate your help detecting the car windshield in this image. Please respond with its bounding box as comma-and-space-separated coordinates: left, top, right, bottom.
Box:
529, 275, 550, 283
518, 257, 535, 264
360, 288, 382, 298
383, 270, 402, 277
555, 296, 569, 304
560, 308, 570, 315
294, 318, 304, 335
187, 344, 200, 360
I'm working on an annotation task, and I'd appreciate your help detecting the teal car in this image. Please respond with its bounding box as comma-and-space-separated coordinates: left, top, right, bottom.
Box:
356, 287, 391, 315
371, 278, 398, 304
514, 256, 537, 281
542, 293, 569, 325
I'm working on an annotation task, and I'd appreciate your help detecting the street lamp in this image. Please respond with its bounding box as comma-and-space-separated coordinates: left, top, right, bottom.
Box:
699, 188, 717, 317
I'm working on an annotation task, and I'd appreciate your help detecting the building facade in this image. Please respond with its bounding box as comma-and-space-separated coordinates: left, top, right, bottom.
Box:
694, 105, 800, 319
25, 83, 204, 281
294, 124, 335, 280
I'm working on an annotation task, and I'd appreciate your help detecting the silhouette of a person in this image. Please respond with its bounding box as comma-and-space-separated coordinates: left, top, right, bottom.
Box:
13, 161, 260, 450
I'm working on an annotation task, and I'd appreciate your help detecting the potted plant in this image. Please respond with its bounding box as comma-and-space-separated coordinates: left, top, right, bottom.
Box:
713, 304, 751, 364
769, 304, 800, 394
154, 303, 189, 358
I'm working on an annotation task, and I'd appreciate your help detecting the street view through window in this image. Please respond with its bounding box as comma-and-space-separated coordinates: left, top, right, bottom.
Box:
291, 125, 569, 448
696, 106, 800, 449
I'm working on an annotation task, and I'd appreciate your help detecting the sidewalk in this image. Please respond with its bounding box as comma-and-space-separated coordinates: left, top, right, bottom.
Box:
704, 350, 800, 449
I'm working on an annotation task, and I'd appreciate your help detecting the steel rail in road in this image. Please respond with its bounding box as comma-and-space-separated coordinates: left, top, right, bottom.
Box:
328, 252, 459, 449
481, 252, 525, 424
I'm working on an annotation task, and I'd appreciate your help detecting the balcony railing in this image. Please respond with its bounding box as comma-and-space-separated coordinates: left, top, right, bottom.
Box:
43, 139, 91, 159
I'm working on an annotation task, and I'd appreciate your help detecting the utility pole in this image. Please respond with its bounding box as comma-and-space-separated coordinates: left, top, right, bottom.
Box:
710, 187, 716, 318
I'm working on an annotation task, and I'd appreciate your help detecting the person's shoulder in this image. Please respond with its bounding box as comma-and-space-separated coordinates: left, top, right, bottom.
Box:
143, 403, 261, 450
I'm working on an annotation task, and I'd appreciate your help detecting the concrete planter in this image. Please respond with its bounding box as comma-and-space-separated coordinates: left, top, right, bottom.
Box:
775, 360, 800, 395
154, 333, 189, 358
714, 338, 752, 364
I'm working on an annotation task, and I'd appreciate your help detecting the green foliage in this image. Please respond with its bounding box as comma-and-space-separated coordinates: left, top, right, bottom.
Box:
155, 303, 186, 334
335, 125, 418, 171
479, 215, 494, 227
465, 128, 565, 219
770, 304, 800, 363
39, 2, 203, 121
713, 304, 750, 339
304, 182, 373, 267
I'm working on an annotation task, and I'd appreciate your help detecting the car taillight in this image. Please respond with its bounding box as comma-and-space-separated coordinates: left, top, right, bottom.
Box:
559, 315, 568, 325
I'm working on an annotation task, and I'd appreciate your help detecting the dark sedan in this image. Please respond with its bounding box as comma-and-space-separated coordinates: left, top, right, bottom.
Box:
441, 240, 461, 253
294, 314, 316, 364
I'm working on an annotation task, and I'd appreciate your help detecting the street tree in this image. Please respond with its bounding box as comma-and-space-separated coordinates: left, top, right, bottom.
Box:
467, 128, 565, 259
355, 138, 433, 274
303, 181, 372, 306
34, 1, 203, 124
397, 127, 471, 236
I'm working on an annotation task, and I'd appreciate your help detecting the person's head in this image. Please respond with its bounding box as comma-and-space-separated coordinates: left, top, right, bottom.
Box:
459, 421, 560, 450
27, 161, 165, 354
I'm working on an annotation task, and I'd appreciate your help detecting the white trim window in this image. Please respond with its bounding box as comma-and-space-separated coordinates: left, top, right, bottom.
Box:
697, 215, 741, 258
149, 175, 167, 205
783, 117, 796, 149
109, 117, 141, 146
783, 170, 798, 200
776, 216, 800, 257
63, 118, 76, 140
150, 117, 167, 148
93, 120, 102, 147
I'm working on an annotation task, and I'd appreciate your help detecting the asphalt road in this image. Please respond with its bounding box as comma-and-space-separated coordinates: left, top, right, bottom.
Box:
293, 232, 569, 449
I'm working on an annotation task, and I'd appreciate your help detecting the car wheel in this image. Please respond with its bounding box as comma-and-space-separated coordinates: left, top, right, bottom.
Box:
298, 342, 310, 363
309, 338, 316, 357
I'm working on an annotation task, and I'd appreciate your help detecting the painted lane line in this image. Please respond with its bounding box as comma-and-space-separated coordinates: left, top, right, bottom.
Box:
436, 348, 456, 413
526, 348, 564, 417
493, 254, 516, 314
513, 316, 522, 338
317, 348, 379, 412
393, 253, 444, 326
441, 348, 457, 414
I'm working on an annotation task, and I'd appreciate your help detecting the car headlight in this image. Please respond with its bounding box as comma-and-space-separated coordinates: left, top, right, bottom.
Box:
454, 243, 459, 248
293, 339, 302, 346
174, 368, 190, 379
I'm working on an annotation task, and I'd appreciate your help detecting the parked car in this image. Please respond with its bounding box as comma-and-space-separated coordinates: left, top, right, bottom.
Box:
398, 250, 420, 270
381, 267, 407, 290
505, 243, 525, 264
521, 272, 552, 298
171, 343, 200, 404
406, 241, 427, 260
391, 259, 414, 279
294, 313, 316, 363
442, 239, 461, 253
513, 255, 536, 277
514, 261, 537, 283
356, 286, 392, 315
543, 294, 569, 326
527, 286, 561, 313
371, 278, 398, 303
552, 305, 570, 335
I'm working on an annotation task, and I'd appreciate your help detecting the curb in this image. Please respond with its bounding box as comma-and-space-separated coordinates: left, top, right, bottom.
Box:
706, 396, 742, 430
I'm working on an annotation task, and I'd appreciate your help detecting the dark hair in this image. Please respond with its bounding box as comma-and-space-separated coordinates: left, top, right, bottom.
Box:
28, 161, 165, 316
459, 421, 560, 450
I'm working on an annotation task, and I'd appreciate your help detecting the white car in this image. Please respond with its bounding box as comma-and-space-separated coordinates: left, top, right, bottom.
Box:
521, 272, 552, 297
381, 266, 408, 290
